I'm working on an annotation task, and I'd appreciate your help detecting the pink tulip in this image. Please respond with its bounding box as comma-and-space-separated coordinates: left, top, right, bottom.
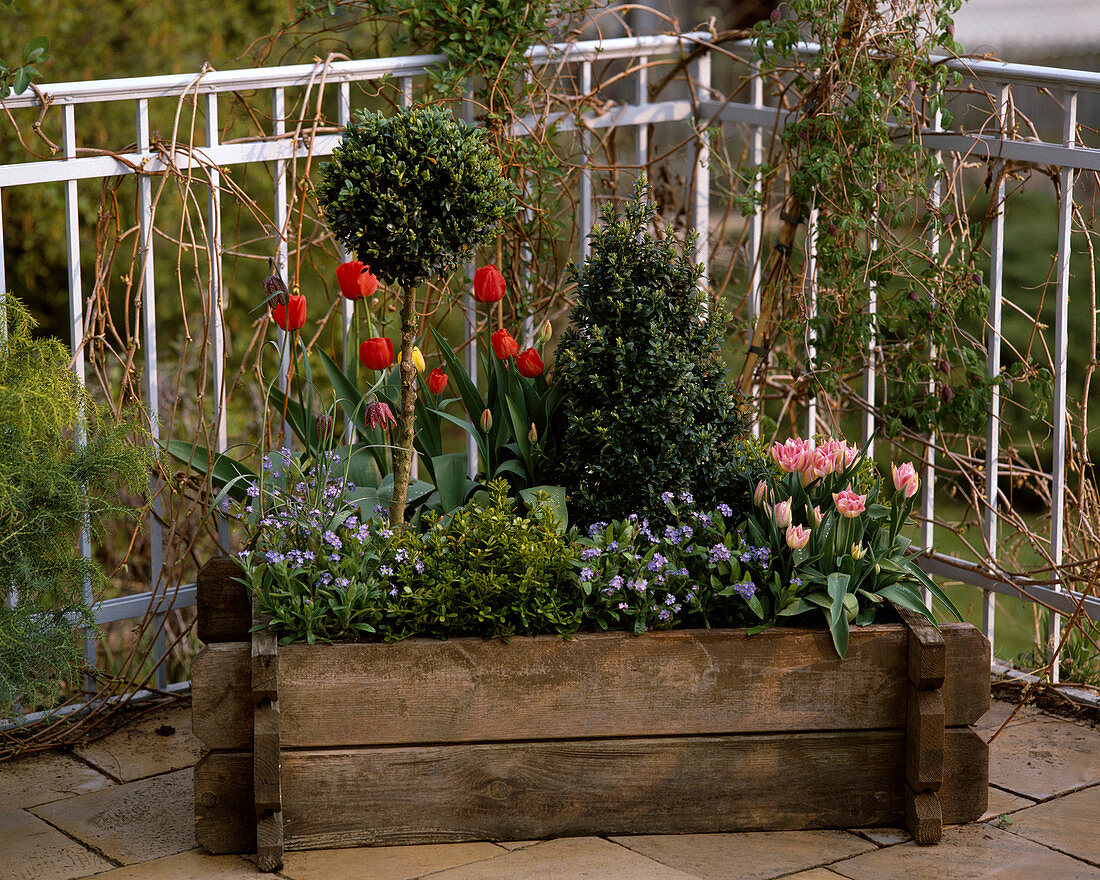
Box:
753, 480, 769, 506
772, 499, 792, 528
803, 446, 839, 482
820, 437, 858, 471
833, 489, 867, 518
892, 461, 920, 499
812, 505, 824, 525
785, 524, 811, 549
771, 438, 812, 474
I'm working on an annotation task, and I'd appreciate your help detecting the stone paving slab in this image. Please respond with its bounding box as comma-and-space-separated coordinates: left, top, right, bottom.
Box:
75, 702, 204, 783
975, 698, 1048, 735
31, 767, 195, 865
783, 871, 849, 879
987, 716, 1100, 800
610, 830, 875, 880
827, 823, 1100, 880
1004, 782, 1100, 865
422, 837, 701, 880
280, 842, 506, 880
851, 827, 911, 846
0, 749, 115, 809
981, 785, 1036, 821
85, 849, 281, 879
0, 807, 114, 880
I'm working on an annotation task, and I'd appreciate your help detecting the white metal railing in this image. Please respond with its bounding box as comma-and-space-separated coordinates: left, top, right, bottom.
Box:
1, 33, 1098, 709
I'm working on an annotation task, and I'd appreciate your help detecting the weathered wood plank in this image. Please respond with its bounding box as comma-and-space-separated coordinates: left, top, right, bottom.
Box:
191, 625, 990, 750
196, 557, 250, 644
191, 643, 251, 750
195, 728, 987, 853
277, 627, 909, 747
938, 726, 988, 823
939, 624, 990, 727
252, 620, 283, 872
194, 751, 253, 854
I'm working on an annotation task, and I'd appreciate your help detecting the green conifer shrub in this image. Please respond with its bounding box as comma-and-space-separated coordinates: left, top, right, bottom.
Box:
0, 296, 153, 718
547, 183, 754, 525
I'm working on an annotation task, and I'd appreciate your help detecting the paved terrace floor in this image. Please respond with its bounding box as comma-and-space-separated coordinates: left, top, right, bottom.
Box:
2, 695, 1099, 880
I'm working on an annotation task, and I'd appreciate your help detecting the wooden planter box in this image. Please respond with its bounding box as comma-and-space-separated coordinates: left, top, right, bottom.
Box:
192, 557, 990, 871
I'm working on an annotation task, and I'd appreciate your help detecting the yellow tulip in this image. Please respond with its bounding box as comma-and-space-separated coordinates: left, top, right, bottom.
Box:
397, 345, 426, 374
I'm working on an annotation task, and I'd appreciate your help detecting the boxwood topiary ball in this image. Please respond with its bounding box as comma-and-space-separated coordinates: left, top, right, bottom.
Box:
316, 104, 517, 290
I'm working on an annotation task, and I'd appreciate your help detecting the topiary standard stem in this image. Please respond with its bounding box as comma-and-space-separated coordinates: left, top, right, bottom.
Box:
390, 285, 419, 529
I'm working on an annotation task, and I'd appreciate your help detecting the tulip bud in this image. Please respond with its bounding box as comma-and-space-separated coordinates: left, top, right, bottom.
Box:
528, 422, 538, 443
850, 542, 866, 560
427, 368, 449, 396
538, 319, 553, 345
474, 265, 507, 304
480, 408, 493, 432
753, 480, 768, 506
772, 499, 792, 529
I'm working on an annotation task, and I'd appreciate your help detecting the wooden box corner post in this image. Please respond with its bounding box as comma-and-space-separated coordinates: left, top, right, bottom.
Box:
895, 605, 945, 845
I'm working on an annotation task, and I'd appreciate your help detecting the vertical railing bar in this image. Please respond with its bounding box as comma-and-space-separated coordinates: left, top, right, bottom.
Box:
462, 89, 479, 479
862, 227, 877, 455
205, 94, 230, 551
273, 87, 290, 442
920, 108, 944, 607
748, 62, 764, 438
690, 49, 711, 294
63, 105, 97, 692
520, 69, 536, 350
0, 192, 8, 716
136, 97, 167, 691
1049, 89, 1077, 684
337, 81, 357, 446
805, 206, 818, 438
579, 60, 593, 264
635, 54, 649, 183
983, 82, 1010, 651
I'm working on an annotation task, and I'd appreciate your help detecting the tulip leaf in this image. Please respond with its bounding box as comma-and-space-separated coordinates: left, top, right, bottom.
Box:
518, 485, 568, 533
430, 325, 486, 425
827, 572, 850, 628
504, 395, 534, 482
161, 439, 257, 502
430, 452, 470, 514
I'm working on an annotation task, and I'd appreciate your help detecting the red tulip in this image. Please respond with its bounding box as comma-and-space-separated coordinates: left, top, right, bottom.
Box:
272, 293, 306, 331
359, 337, 395, 370
474, 265, 506, 303
427, 368, 449, 395
491, 328, 519, 360
336, 260, 378, 301
516, 348, 544, 378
